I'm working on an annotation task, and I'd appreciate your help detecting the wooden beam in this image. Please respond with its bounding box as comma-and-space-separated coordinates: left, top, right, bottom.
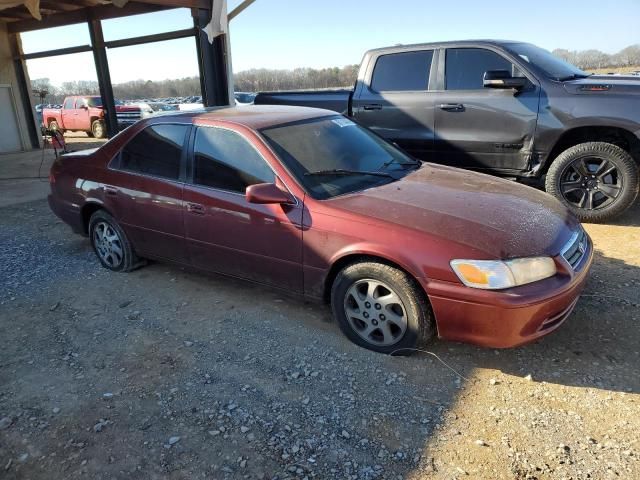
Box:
104, 27, 196, 49
7, 2, 177, 33
228, 0, 256, 21
39, 1, 78, 12
0, 8, 33, 20
20, 45, 93, 60
130, 0, 210, 9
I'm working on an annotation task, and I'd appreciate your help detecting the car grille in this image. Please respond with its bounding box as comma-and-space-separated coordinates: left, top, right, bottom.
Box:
561, 228, 588, 270
116, 112, 141, 123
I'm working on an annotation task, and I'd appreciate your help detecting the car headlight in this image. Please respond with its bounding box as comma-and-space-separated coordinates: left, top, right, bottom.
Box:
450, 257, 557, 290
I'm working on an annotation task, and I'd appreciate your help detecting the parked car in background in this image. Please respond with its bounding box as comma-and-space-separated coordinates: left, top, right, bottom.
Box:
42, 96, 152, 138
255, 40, 640, 222
235, 92, 257, 105
48, 106, 592, 353
42, 96, 109, 138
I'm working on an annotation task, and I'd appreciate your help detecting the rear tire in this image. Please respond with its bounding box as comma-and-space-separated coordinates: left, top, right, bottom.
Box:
88, 210, 143, 272
91, 120, 106, 139
545, 142, 639, 223
331, 261, 435, 355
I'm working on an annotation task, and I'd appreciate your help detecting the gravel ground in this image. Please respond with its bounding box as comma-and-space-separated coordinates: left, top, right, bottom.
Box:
0, 200, 639, 479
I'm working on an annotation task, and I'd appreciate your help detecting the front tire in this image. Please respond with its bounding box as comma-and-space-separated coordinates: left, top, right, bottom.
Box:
88, 210, 141, 272
331, 262, 435, 355
545, 142, 639, 222
48, 120, 64, 135
91, 120, 106, 139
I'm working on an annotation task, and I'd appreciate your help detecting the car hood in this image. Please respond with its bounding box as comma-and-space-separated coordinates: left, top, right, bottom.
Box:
563, 75, 640, 95
326, 164, 580, 259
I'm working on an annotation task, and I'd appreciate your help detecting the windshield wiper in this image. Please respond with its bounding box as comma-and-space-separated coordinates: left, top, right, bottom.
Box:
380, 158, 421, 169
304, 169, 393, 178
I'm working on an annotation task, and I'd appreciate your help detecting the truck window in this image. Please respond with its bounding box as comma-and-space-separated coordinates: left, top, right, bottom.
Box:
63, 98, 74, 109
119, 124, 188, 180
192, 127, 274, 193
371, 50, 433, 92
445, 48, 518, 90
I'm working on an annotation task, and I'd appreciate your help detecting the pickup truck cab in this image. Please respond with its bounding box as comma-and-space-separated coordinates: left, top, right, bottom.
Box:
43, 96, 107, 138
255, 40, 640, 222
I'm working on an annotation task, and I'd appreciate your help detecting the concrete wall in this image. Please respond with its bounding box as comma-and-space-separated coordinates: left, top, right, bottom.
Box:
0, 21, 39, 152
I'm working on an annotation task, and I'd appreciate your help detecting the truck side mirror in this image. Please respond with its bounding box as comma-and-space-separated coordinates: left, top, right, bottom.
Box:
483, 70, 527, 90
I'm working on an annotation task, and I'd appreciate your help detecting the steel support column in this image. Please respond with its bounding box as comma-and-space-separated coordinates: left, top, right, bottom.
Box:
8, 33, 40, 149
88, 18, 118, 138
194, 8, 229, 107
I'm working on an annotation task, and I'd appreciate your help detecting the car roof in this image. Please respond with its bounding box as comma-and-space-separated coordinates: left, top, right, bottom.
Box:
147, 105, 337, 130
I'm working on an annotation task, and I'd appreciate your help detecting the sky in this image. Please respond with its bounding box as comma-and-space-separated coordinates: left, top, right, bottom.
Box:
21, 0, 640, 87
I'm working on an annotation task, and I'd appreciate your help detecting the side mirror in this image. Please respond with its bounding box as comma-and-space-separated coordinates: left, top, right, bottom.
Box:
80, 104, 88, 109
483, 70, 527, 90
246, 183, 295, 205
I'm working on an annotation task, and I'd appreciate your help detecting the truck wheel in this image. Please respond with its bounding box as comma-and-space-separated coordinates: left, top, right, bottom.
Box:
331, 261, 435, 355
91, 120, 106, 139
48, 120, 64, 134
545, 142, 639, 223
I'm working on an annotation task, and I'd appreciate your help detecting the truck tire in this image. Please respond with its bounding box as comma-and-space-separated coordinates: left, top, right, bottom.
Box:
545, 142, 639, 223
331, 261, 435, 355
91, 120, 106, 139
48, 120, 64, 134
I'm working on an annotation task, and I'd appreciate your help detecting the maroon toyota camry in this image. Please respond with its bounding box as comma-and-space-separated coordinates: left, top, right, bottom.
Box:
48, 106, 592, 354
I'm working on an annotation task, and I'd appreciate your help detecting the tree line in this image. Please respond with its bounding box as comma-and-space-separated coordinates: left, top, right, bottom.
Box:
552, 44, 640, 70
30, 44, 640, 104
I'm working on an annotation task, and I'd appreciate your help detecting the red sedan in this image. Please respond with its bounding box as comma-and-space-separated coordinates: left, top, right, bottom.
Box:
48, 106, 592, 354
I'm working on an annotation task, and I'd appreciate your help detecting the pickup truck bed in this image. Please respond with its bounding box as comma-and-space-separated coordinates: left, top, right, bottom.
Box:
255, 89, 352, 115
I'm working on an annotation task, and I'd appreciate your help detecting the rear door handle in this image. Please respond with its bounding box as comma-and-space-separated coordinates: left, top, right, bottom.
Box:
439, 103, 464, 111
186, 202, 205, 215
104, 186, 118, 196
362, 104, 382, 111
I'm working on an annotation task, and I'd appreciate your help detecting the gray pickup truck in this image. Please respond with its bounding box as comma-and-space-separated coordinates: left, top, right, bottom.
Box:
255, 40, 640, 222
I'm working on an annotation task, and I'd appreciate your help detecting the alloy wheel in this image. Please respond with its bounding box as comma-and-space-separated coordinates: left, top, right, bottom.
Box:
343, 279, 408, 347
558, 156, 622, 210
93, 221, 124, 268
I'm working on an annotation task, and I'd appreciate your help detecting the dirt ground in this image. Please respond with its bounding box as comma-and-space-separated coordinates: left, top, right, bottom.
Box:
0, 154, 638, 478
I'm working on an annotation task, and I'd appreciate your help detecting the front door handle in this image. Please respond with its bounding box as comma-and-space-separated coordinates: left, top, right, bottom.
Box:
186, 202, 205, 215
104, 185, 118, 196
439, 103, 465, 111
362, 104, 383, 111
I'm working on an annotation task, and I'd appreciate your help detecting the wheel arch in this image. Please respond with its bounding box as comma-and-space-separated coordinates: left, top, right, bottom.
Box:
81, 201, 110, 234
544, 126, 640, 173
322, 252, 428, 304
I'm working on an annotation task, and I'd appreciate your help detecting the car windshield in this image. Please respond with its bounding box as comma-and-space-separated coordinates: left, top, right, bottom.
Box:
506, 43, 590, 81
260, 116, 419, 199
87, 97, 103, 108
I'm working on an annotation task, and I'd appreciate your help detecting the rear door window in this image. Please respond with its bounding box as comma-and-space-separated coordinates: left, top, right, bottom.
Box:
120, 124, 188, 180
445, 48, 518, 90
192, 127, 274, 193
63, 98, 74, 109
371, 50, 433, 92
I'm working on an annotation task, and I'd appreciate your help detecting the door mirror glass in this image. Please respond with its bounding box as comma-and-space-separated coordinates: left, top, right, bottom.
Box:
246, 183, 295, 205
483, 70, 527, 90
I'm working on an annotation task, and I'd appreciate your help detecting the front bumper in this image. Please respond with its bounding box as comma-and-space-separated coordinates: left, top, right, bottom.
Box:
421, 241, 593, 348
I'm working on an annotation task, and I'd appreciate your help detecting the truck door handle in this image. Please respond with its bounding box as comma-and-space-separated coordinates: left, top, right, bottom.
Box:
186, 202, 205, 215
439, 103, 465, 111
104, 186, 118, 196
362, 104, 382, 111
